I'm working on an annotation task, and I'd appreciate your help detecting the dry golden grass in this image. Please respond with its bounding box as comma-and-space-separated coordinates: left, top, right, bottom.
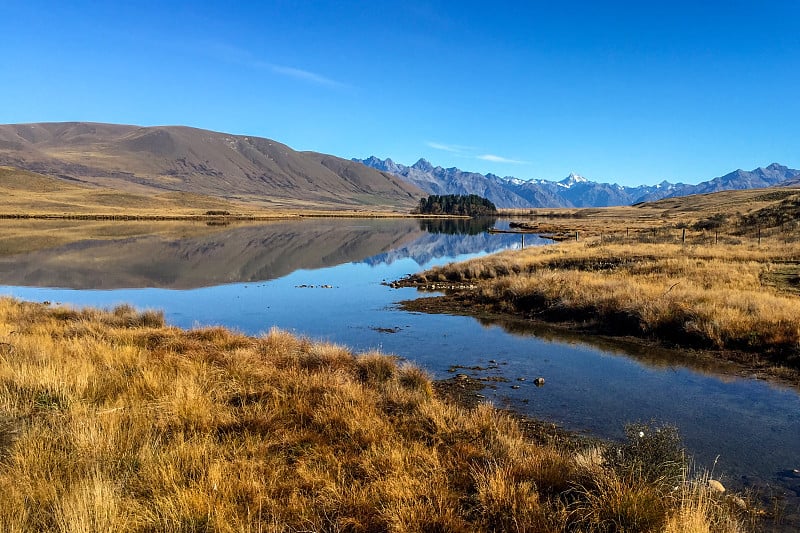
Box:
0, 298, 745, 532
0, 166, 252, 217
0, 166, 419, 218
500, 187, 800, 238
411, 239, 800, 365
663, 476, 749, 533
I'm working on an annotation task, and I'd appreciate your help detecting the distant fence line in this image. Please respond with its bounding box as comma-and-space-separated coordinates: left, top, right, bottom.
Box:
494, 226, 798, 247
593, 225, 797, 246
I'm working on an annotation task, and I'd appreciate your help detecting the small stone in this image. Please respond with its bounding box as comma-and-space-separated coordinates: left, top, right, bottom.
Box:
517, 377, 526, 381
708, 479, 725, 493
456, 374, 469, 380
511, 385, 520, 389
533, 377, 545, 387
488, 359, 497, 364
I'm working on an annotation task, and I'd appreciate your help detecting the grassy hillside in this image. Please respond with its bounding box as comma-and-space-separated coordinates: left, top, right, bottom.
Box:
0, 299, 745, 532
0, 166, 251, 216
501, 187, 800, 239
0, 122, 423, 211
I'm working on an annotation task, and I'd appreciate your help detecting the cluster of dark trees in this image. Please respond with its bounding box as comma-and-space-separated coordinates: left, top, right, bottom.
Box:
413, 194, 498, 216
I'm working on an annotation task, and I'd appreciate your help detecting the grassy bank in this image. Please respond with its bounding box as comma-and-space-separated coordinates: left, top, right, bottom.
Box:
0, 166, 418, 216
400, 239, 800, 374
0, 298, 746, 532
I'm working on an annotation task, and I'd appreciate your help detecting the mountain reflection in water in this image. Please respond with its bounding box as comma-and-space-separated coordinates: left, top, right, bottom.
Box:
0, 218, 523, 290
366, 218, 540, 266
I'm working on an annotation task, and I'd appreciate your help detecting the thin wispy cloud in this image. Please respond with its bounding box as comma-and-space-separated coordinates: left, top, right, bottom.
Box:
426, 141, 474, 154
269, 65, 345, 88
427, 140, 527, 165
478, 154, 528, 164
206, 42, 348, 89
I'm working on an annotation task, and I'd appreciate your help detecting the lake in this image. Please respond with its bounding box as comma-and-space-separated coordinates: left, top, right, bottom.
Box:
1, 217, 799, 512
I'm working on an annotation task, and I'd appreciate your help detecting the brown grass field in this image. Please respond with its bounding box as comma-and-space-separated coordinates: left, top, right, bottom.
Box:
0, 299, 750, 532
0, 166, 422, 219
400, 188, 800, 380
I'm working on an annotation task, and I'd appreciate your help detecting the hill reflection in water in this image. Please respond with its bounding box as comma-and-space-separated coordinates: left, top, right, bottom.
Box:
364, 218, 540, 266
0, 218, 526, 290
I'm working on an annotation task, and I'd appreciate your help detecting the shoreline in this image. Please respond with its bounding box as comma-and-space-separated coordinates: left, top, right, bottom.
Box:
409, 296, 800, 528
0, 297, 760, 531
400, 291, 800, 390
391, 236, 800, 390
0, 212, 469, 221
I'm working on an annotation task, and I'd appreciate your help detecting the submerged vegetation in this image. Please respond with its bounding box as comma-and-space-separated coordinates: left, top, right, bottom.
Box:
0, 298, 747, 532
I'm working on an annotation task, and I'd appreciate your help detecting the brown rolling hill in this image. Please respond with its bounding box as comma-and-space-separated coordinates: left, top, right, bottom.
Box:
0, 122, 423, 211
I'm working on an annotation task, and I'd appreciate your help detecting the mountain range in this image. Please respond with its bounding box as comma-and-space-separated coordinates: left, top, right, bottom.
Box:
0, 122, 423, 210
1, 122, 796, 212
356, 157, 800, 208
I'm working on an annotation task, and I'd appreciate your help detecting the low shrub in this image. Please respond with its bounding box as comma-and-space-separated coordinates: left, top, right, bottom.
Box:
604, 422, 686, 489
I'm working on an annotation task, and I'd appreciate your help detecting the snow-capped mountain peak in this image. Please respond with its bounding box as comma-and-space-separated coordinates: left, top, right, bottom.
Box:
355, 156, 800, 209
558, 172, 588, 188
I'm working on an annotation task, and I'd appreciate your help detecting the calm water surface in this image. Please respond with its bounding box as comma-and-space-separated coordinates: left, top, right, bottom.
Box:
1, 218, 798, 503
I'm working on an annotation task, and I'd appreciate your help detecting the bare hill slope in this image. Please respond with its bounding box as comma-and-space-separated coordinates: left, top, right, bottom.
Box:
0, 122, 423, 210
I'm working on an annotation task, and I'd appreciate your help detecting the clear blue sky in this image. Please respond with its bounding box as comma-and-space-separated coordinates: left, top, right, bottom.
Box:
2, 1, 798, 186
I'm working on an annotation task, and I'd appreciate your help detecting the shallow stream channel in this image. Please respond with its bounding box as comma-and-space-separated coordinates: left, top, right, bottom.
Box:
2, 217, 799, 522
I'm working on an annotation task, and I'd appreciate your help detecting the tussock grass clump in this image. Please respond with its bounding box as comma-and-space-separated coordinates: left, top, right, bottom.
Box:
0, 298, 744, 531
604, 423, 685, 489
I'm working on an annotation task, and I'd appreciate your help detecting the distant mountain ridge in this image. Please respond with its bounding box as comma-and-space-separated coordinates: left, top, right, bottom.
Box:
355, 157, 800, 208
358, 156, 532, 208
0, 122, 423, 210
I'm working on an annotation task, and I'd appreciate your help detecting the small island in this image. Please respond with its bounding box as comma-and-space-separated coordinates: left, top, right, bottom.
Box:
413, 194, 498, 216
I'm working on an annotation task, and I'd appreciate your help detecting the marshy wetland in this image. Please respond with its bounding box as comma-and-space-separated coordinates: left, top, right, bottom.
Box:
1, 216, 799, 530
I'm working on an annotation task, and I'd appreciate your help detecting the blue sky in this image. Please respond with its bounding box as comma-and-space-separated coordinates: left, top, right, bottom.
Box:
1, 1, 798, 186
